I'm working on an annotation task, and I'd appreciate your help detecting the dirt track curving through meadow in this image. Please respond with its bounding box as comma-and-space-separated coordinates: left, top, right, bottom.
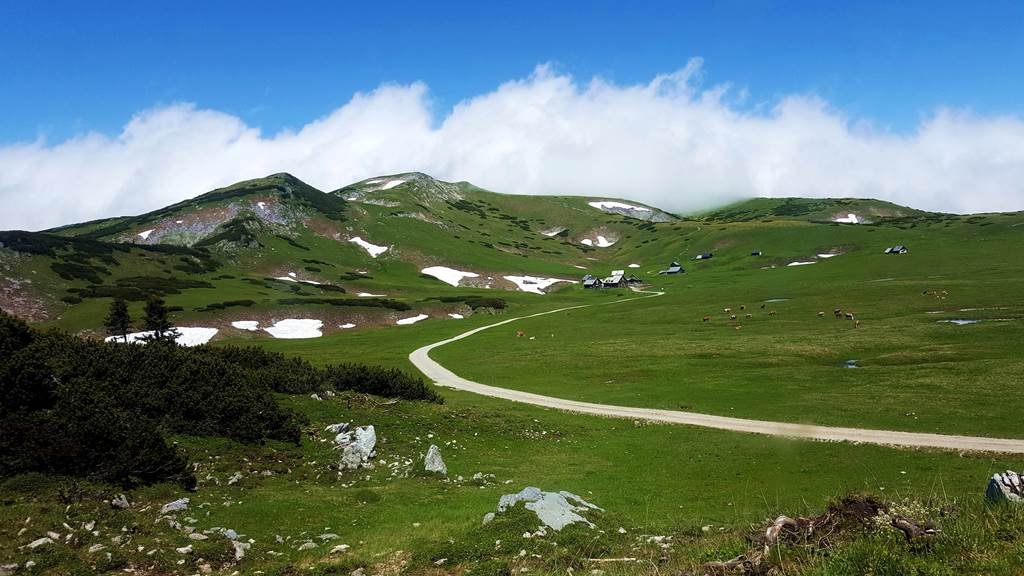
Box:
410, 288, 1024, 454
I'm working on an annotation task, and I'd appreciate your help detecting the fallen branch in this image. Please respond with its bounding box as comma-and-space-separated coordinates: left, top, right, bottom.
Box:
891, 516, 940, 542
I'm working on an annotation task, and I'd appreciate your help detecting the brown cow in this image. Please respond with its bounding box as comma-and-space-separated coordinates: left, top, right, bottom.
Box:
768, 310, 777, 316
702, 315, 711, 322
516, 330, 525, 338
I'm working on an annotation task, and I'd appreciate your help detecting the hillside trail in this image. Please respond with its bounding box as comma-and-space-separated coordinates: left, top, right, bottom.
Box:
410, 287, 1024, 454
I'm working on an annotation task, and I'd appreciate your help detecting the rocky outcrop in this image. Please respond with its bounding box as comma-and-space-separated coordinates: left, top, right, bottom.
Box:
986, 470, 1023, 503
495, 487, 603, 530
337, 425, 376, 470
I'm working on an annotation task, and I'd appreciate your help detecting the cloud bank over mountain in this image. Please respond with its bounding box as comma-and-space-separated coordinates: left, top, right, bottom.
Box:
2, 59, 1023, 230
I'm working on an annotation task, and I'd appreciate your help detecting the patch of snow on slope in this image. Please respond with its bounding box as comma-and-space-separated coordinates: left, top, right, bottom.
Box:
396, 314, 429, 325
628, 263, 640, 268
275, 276, 297, 282
448, 313, 464, 319
349, 237, 389, 258
357, 292, 385, 297
595, 235, 615, 247
540, 227, 566, 237
231, 321, 259, 331
257, 202, 266, 210
339, 323, 356, 329
817, 253, 839, 259
580, 239, 593, 246
589, 201, 650, 212
138, 229, 155, 240
264, 319, 323, 339
421, 266, 479, 287
574, 265, 586, 269
833, 213, 860, 224
105, 327, 218, 346
504, 275, 577, 295
364, 179, 383, 185
378, 179, 407, 190
787, 261, 817, 267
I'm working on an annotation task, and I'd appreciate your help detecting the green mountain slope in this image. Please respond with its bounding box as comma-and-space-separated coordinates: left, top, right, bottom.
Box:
3, 171, 1019, 343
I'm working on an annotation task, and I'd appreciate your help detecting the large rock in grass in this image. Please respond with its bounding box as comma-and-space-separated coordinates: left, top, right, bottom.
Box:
339, 425, 376, 470
424, 444, 447, 475
496, 487, 603, 530
987, 470, 1023, 503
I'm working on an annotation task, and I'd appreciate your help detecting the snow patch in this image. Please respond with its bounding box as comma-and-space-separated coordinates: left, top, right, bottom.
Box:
448, 313, 465, 319
833, 213, 860, 224
939, 319, 980, 325
589, 201, 650, 212
540, 227, 566, 237
817, 253, 840, 259
257, 202, 266, 210
138, 229, 155, 240
628, 263, 640, 268
264, 319, 323, 339
595, 235, 615, 247
231, 321, 260, 331
349, 236, 389, 258
787, 261, 817, 266
421, 266, 479, 287
504, 275, 576, 295
339, 323, 356, 329
377, 179, 407, 190
396, 314, 429, 325
580, 239, 593, 246
105, 327, 218, 347
357, 292, 385, 297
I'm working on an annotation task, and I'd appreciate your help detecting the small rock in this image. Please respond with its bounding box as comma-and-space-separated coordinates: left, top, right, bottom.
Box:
330, 544, 350, 554
83, 520, 95, 531
311, 393, 323, 401
188, 533, 209, 540
232, 540, 250, 560
175, 545, 193, 554
352, 568, 365, 576
161, 498, 189, 514
111, 494, 130, 509
297, 541, 317, 551
88, 544, 107, 553
0, 564, 18, 576
424, 444, 447, 475
228, 472, 243, 485
319, 533, 339, 541
482, 512, 495, 525
224, 529, 239, 540
25, 537, 53, 549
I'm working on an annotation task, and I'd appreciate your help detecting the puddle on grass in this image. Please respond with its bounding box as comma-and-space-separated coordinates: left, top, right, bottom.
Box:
938, 319, 980, 325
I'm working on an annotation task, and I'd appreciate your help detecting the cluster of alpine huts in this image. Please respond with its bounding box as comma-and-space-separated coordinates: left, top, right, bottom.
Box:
581, 269, 644, 289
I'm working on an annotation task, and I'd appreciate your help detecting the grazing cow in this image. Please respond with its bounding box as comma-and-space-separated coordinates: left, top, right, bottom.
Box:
735, 325, 742, 331
740, 305, 746, 310
760, 304, 766, 309
730, 314, 737, 320
745, 313, 753, 319
854, 320, 861, 328
833, 308, 842, 318
845, 312, 855, 320
724, 307, 732, 314
516, 330, 525, 338
817, 311, 825, 317
702, 316, 711, 322
768, 310, 777, 316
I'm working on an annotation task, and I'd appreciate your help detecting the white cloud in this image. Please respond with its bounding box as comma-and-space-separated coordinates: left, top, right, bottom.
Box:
2, 60, 1024, 230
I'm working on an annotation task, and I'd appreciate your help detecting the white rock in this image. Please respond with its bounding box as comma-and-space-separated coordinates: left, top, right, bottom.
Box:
175, 545, 193, 554
88, 543, 107, 553
227, 472, 243, 485
297, 541, 317, 551
325, 423, 350, 434
188, 533, 209, 540
340, 426, 377, 470
111, 494, 130, 509
424, 444, 447, 475
25, 537, 53, 549
232, 540, 250, 560
330, 544, 350, 554
496, 487, 603, 530
161, 498, 189, 514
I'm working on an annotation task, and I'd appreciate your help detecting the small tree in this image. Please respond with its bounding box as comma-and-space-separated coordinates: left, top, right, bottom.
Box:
103, 297, 132, 343
141, 295, 179, 343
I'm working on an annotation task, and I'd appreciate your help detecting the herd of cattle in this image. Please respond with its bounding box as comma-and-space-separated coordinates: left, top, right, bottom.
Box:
703, 305, 861, 329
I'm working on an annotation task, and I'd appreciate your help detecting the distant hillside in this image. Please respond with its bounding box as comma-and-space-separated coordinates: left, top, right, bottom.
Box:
698, 197, 931, 224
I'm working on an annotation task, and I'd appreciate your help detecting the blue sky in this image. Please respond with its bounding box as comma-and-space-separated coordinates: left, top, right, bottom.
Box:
2, 0, 1022, 142
3, 1, 1024, 229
